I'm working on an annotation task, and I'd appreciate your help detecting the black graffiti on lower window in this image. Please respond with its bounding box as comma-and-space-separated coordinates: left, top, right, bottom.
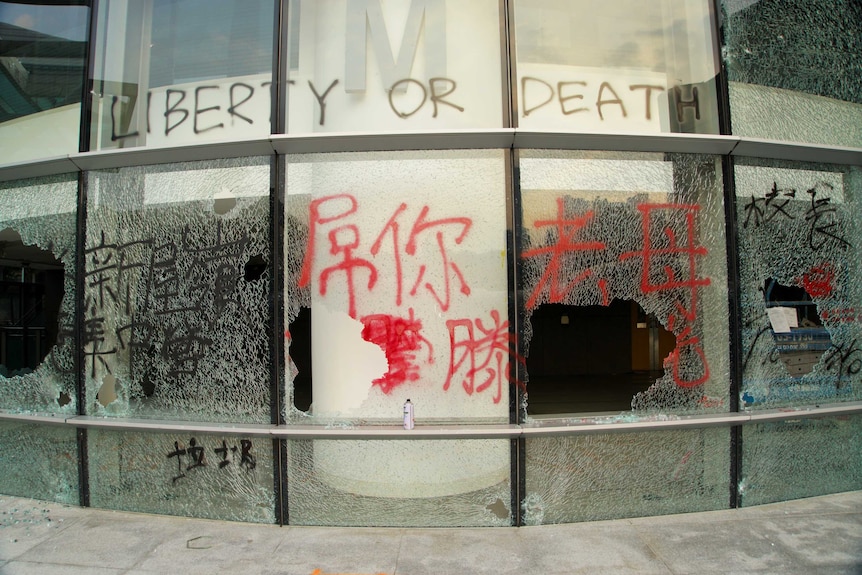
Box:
168, 437, 256, 484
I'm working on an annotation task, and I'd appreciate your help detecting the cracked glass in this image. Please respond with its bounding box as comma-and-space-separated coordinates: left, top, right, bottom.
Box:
734, 159, 862, 408
525, 428, 729, 524
518, 150, 730, 418
88, 429, 274, 523
84, 157, 271, 422
287, 438, 511, 527
721, 0, 862, 147
740, 414, 862, 506
0, 174, 77, 415
0, 420, 78, 504
283, 150, 511, 524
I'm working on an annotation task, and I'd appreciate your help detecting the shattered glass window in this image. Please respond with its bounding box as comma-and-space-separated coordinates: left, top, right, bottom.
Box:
84, 158, 271, 422
0, 175, 77, 414
519, 151, 730, 417
721, 0, 862, 147
285, 150, 510, 423
284, 151, 511, 521
0, 421, 78, 504
524, 428, 729, 524
512, 0, 720, 134
735, 160, 862, 408
287, 439, 511, 527
740, 414, 862, 506
88, 429, 274, 523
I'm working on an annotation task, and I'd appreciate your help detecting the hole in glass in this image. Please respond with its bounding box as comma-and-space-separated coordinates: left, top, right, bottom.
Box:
764, 278, 830, 378
0, 228, 64, 377
289, 306, 312, 412
244, 254, 267, 282
525, 299, 673, 415
96, 373, 118, 406
57, 391, 71, 407
213, 195, 237, 215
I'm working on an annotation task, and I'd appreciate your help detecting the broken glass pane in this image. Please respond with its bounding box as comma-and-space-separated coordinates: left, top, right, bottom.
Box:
286, 438, 511, 527
84, 158, 271, 422
0, 420, 78, 504
284, 150, 510, 423
519, 151, 730, 417
734, 160, 862, 408
0, 175, 77, 414
739, 414, 862, 507
524, 428, 729, 524
88, 428, 274, 523
722, 0, 862, 147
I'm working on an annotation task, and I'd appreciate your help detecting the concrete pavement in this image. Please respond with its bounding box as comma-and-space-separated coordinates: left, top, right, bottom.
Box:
0, 491, 860, 575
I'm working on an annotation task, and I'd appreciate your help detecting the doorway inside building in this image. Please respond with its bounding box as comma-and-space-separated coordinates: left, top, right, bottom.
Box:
525, 299, 674, 416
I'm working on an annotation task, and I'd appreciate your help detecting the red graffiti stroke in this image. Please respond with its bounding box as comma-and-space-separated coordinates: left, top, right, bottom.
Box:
445, 309, 523, 404
299, 194, 358, 288
361, 310, 433, 394
318, 224, 377, 318
371, 203, 473, 312
620, 203, 710, 323
800, 262, 836, 299
621, 203, 711, 389
665, 324, 710, 388
521, 197, 606, 309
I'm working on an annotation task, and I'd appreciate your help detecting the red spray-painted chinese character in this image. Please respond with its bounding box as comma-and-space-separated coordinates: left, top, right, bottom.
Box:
521, 197, 607, 310
800, 262, 836, 299
361, 309, 433, 394
444, 309, 521, 404
621, 203, 711, 388
370, 203, 472, 311
299, 194, 377, 318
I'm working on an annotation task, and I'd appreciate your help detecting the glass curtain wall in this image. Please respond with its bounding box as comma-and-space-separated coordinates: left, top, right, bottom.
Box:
0, 0, 859, 527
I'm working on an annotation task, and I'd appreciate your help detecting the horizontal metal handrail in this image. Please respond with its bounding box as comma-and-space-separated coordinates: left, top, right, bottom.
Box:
2, 130, 860, 182
2, 401, 859, 439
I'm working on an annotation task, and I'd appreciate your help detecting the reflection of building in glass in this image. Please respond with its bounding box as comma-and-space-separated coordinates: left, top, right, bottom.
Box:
0, 21, 86, 122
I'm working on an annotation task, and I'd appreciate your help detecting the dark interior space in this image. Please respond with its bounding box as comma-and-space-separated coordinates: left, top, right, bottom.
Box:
0, 230, 65, 376
289, 306, 312, 412
525, 300, 672, 416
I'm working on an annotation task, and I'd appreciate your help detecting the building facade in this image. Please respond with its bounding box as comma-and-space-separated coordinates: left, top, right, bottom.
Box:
0, 0, 860, 526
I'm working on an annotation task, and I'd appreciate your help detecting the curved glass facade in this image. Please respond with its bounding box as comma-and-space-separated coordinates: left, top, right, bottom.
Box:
0, 0, 859, 527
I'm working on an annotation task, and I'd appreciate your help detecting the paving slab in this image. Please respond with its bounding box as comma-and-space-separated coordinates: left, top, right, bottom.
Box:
0, 491, 858, 575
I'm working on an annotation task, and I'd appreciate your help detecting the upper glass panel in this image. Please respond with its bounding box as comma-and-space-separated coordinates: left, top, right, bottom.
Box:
0, 1, 89, 164
285, 150, 510, 423
722, 0, 862, 147
284, 0, 505, 133
512, 0, 720, 134
89, 0, 276, 151
518, 151, 730, 418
